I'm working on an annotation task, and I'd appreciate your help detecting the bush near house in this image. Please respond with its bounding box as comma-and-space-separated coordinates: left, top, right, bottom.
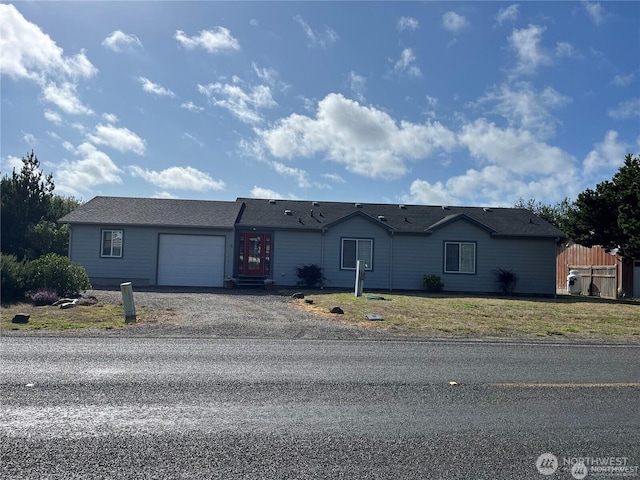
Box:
296, 264, 326, 288
27, 253, 92, 297
1, 253, 91, 304
423, 274, 444, 293
494, 268, 518, 295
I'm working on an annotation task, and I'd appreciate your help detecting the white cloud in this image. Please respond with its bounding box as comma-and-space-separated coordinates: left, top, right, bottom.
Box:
293, 15, 339, 48
393, 48, 422, 77
183, 132, 204, 147
56, 143, 123, 194
583, 130, 628, 174
0, 4, 97, 82
611, 73, 635, 87
583, 1, 607, 25
138, 77, 175, 97
496, 4, 519, 25
128, 166, 225, 191
198, 81, 276, 124
86, 123, 146, 155
608, 98, 640, 120
270, 161, 310, 188
44, 109, 62, 124
405, 162, 581, 208
397, 17, 419, 32
322, 173, 346, 184
181, 101, 204, 112
403, 179, 460, 206
152, 191, 180, 199
22, 131, 36, 145
250, 186, 285, 199
442, 12, 470, 34
102, 113, 118, 123
475, 82, 571, 139
458, 118, 574, 176
102, 30, 143, 52
42, 82, 94, 115
174, 27, 240, 53
252, 63, 278, 85
3, 155, 24, 173
554, 42, 580, 58
348, 71, 367, 101
509, 24, 551, 75
255, 93, 457, 179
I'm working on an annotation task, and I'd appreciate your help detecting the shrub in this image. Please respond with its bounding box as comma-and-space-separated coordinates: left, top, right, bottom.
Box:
27, 253, 91, 297
1, 254, 28, 303
295, 264, 326, 288
423, 274, 444, 293
494, 268, 518, 295
27, 288, 60, 306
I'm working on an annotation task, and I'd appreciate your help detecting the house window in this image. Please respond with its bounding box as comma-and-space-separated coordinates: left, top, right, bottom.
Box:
101, 230, 123, 258
341, 238, 373, 270
444, 242, 475, 274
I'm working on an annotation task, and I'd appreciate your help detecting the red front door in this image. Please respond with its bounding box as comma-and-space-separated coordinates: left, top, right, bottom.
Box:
238, 233, 271, 276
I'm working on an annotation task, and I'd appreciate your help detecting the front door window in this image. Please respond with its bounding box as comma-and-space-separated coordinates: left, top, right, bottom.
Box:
238, 233, 271, 276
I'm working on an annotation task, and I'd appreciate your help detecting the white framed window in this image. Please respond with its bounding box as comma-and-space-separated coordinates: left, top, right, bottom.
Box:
101, 230, 123, 258
444, 242, 475, 274
341, 238, 373, 270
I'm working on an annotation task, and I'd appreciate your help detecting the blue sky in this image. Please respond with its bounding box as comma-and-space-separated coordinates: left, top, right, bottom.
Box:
1, 1, 638, 207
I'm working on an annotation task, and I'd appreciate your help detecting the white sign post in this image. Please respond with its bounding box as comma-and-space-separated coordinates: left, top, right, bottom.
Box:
355, 260, 365, 297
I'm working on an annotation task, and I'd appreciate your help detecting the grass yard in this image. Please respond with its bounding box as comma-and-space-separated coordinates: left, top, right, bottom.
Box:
288, 290, 640, 342
1, 302, 154, 332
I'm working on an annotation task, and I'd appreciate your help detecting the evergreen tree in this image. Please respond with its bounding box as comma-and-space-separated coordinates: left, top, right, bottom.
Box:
565, 154, 640, 258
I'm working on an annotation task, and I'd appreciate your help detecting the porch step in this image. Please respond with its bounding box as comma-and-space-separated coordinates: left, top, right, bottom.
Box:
236, 275, 267, 287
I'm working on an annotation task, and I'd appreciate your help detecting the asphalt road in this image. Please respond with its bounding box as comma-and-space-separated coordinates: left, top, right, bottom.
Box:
2, 337, 639, 479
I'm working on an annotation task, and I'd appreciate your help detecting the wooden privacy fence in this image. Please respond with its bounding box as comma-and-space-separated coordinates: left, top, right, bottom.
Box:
567, 265, 618, 299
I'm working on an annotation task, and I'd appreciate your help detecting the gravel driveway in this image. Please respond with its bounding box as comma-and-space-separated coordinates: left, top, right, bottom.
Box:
85, 288, 382, 340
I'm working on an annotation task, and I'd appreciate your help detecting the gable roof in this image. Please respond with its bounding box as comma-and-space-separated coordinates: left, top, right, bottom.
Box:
236, 198, 566, 238
58, 196, 241, 229
59, 196, 566, 239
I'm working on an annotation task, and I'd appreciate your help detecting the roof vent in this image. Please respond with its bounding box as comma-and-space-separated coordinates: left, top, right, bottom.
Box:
377, 215, 387, 221
355, 203, 362, 208
269, 199, 277, 204
483, 207, 492, 212
442, 205, 450, 210
399, 204, 407, 209
284, 209, 292, 215
312, 201, 320, 206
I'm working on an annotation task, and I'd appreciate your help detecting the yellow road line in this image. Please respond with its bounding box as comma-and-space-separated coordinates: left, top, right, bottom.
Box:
491, 382, 640, 388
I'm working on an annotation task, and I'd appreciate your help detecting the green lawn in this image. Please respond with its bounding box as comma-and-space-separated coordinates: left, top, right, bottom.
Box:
288, 290, 640, 342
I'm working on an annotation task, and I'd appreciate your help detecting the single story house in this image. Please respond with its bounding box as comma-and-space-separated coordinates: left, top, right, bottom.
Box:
59, 196, 567, 295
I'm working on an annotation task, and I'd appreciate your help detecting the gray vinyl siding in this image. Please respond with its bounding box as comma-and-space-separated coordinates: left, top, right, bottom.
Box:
69, 224, 235, 286
271, 231, 322, 286
391, 235, 440, 290
392, 220, 556, 294
322, 216, 392, 289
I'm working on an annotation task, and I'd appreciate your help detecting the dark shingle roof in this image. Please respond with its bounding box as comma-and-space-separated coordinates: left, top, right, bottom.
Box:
235, 198, 566, 238
59, 196, 566, 238
59, 196, 241, 229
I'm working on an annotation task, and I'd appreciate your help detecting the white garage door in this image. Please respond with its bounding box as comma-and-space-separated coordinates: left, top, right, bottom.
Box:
158, 235, 225, 287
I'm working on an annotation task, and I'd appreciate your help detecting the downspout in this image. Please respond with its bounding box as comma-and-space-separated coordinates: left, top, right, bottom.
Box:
389, 230, 394, 291
321, 228, 327, 282
67, 224, 72, 259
